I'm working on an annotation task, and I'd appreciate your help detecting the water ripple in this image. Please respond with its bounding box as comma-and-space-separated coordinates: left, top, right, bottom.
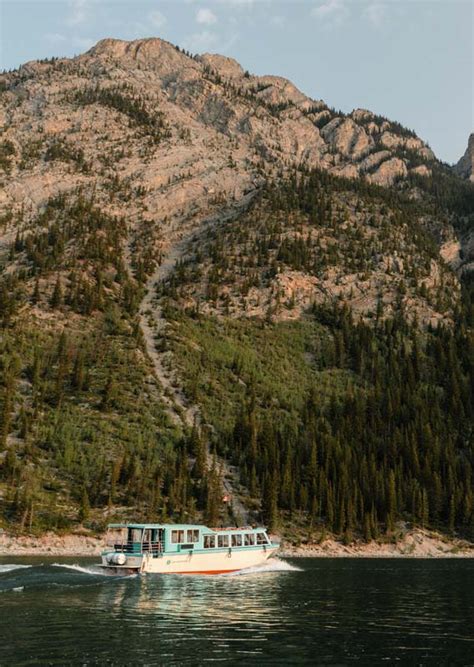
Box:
1, 557, 473, 664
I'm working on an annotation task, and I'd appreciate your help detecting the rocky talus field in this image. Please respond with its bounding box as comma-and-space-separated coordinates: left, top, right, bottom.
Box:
0, 38, 473, 547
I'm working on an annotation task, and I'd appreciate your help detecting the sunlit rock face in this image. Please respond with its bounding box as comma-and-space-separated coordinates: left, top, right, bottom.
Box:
0, 36, 469, 326
1, 35, 442, 223
454, 133, 474, 182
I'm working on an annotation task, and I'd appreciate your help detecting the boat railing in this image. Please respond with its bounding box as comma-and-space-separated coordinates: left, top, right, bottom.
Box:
114, 541, 163, 554
142, 541, 163, 554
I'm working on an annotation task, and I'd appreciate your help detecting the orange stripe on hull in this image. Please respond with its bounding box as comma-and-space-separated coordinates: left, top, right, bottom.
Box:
171, 568, 241, 575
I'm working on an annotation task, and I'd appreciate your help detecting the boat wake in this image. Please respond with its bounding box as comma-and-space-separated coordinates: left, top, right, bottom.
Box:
0, 564, 32, 574
0, 558, 298, 590
51, 563, 111, 576
51, 563, 136, 578
0, 561, 135, 594
223, 558, 302, 576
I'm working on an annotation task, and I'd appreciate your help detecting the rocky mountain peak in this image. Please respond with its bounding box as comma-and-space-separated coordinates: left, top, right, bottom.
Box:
88, 36, 175, 59
85, 36, 194, 75
454, 133, 474, 181
0, 35, 440, 197
350, 108, 375, 122
199, 53, 244, 79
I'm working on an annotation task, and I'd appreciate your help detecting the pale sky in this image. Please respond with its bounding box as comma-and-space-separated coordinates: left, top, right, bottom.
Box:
1, 0, 472, 164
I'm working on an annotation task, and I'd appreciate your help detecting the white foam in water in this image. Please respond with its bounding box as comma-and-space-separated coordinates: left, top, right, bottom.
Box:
223, 558, 302, 576
51, 560, 299, 578
0, 564, 32, 574
51, 563, 106, 576
51, 563, 136, 578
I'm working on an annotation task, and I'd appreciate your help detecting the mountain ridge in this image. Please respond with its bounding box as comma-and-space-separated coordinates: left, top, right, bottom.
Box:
0, 38, 473, 541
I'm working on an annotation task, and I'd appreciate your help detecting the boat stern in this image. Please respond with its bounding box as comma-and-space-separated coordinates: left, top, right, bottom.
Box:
100, 550, 144, 574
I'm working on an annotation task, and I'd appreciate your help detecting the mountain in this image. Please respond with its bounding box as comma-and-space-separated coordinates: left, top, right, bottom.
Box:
455, 133, 474, 182
0, 38, 473, 542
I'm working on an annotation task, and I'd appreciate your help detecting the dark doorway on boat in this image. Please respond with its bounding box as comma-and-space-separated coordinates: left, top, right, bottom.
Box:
141, 528, 165, 557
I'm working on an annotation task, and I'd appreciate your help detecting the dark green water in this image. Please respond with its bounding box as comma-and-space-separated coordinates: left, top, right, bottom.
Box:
1, 556, 474, 665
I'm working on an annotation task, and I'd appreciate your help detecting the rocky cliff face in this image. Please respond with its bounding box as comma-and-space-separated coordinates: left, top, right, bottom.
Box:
0, 37, 438, 216
454, 133, 474, 182
0, 36, 471, 331
0, 37, 463, 313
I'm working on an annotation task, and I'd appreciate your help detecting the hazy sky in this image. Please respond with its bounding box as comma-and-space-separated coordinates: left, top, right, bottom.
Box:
1, 0, 472, 164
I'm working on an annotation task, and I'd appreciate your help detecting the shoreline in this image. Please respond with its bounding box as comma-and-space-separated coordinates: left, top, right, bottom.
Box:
1, 528, 474, 559
280, 528, 474, 558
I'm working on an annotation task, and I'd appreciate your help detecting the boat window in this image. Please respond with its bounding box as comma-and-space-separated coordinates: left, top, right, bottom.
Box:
231, 534, 242, 547
143, 529, 153, 544
218, 534, 229, 548
204, 535, 216, 548
187, 529, 199, 543
129, 528, 142, 543
244, 533, 256, 546
171, 530, 185, 544
256, 532, 268, 545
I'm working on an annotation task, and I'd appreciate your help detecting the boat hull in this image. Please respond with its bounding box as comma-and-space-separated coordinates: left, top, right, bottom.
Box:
101, 546, 279, 574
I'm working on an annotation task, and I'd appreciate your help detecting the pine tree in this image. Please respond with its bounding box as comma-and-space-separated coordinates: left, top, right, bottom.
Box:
72, 349, 86, 391
263, 470, 279, 531
101, 372, 117, 410
205, 457, 222, 526
79, 487, 90, 523
448, 495, 456, 535
32, 277, 40, 304
189, 423, 207, 480
50, 274, 63, 308
0, 372, 14, 451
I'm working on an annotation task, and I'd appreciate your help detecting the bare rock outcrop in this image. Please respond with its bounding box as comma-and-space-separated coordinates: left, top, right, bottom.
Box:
368, 157, 408, 186
320, 117, 373, 159
454, 133, 474, 182
200, 53, 244, 80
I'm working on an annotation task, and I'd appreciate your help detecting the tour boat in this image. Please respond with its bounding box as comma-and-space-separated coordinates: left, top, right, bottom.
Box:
100, 523, 280, 574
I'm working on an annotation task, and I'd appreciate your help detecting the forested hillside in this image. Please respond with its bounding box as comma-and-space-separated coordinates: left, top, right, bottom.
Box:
0, 38, 473, 542
160, 169, 474, 539
0, 194, 208, 532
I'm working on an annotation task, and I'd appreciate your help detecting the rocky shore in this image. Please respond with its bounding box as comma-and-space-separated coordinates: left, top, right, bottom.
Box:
0, 531, 105, 556
1, 528, 473, 558
280, 529, 474, 558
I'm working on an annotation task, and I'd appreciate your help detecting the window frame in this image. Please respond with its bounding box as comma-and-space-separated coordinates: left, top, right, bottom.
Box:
203, 534, 216, 549
187, 529, 200, 543
171, 529, 185, 544
129, 528, 142, 543
218, 534, 230, 548
231, 534, 243, 547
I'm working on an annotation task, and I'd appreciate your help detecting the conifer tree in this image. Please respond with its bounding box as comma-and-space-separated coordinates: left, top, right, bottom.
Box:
79, 487, 90, 523
50, 274, 63, 308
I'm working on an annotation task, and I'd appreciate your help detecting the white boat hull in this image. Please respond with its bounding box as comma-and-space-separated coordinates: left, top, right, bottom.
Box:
101, 546, 279, 574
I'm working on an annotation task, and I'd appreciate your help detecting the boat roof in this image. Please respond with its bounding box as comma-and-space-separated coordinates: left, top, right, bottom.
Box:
107, 523, 267, 532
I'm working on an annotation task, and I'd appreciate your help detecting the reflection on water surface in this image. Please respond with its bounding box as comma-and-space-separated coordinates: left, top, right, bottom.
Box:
1, 557, 474, 665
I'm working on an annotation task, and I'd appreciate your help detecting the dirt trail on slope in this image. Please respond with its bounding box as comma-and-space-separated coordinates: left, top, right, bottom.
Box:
138, 234, 198, 427
132, 192, 258, 525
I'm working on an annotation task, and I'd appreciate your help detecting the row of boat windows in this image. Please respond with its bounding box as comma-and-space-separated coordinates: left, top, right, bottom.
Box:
169, 530, 269, 547
203, 533, 269, 548
128, 529, 270, 547
171, 529, 200, 544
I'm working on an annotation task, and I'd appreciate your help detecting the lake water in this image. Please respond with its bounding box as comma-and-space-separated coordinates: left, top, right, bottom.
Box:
1, 556, 473, 665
